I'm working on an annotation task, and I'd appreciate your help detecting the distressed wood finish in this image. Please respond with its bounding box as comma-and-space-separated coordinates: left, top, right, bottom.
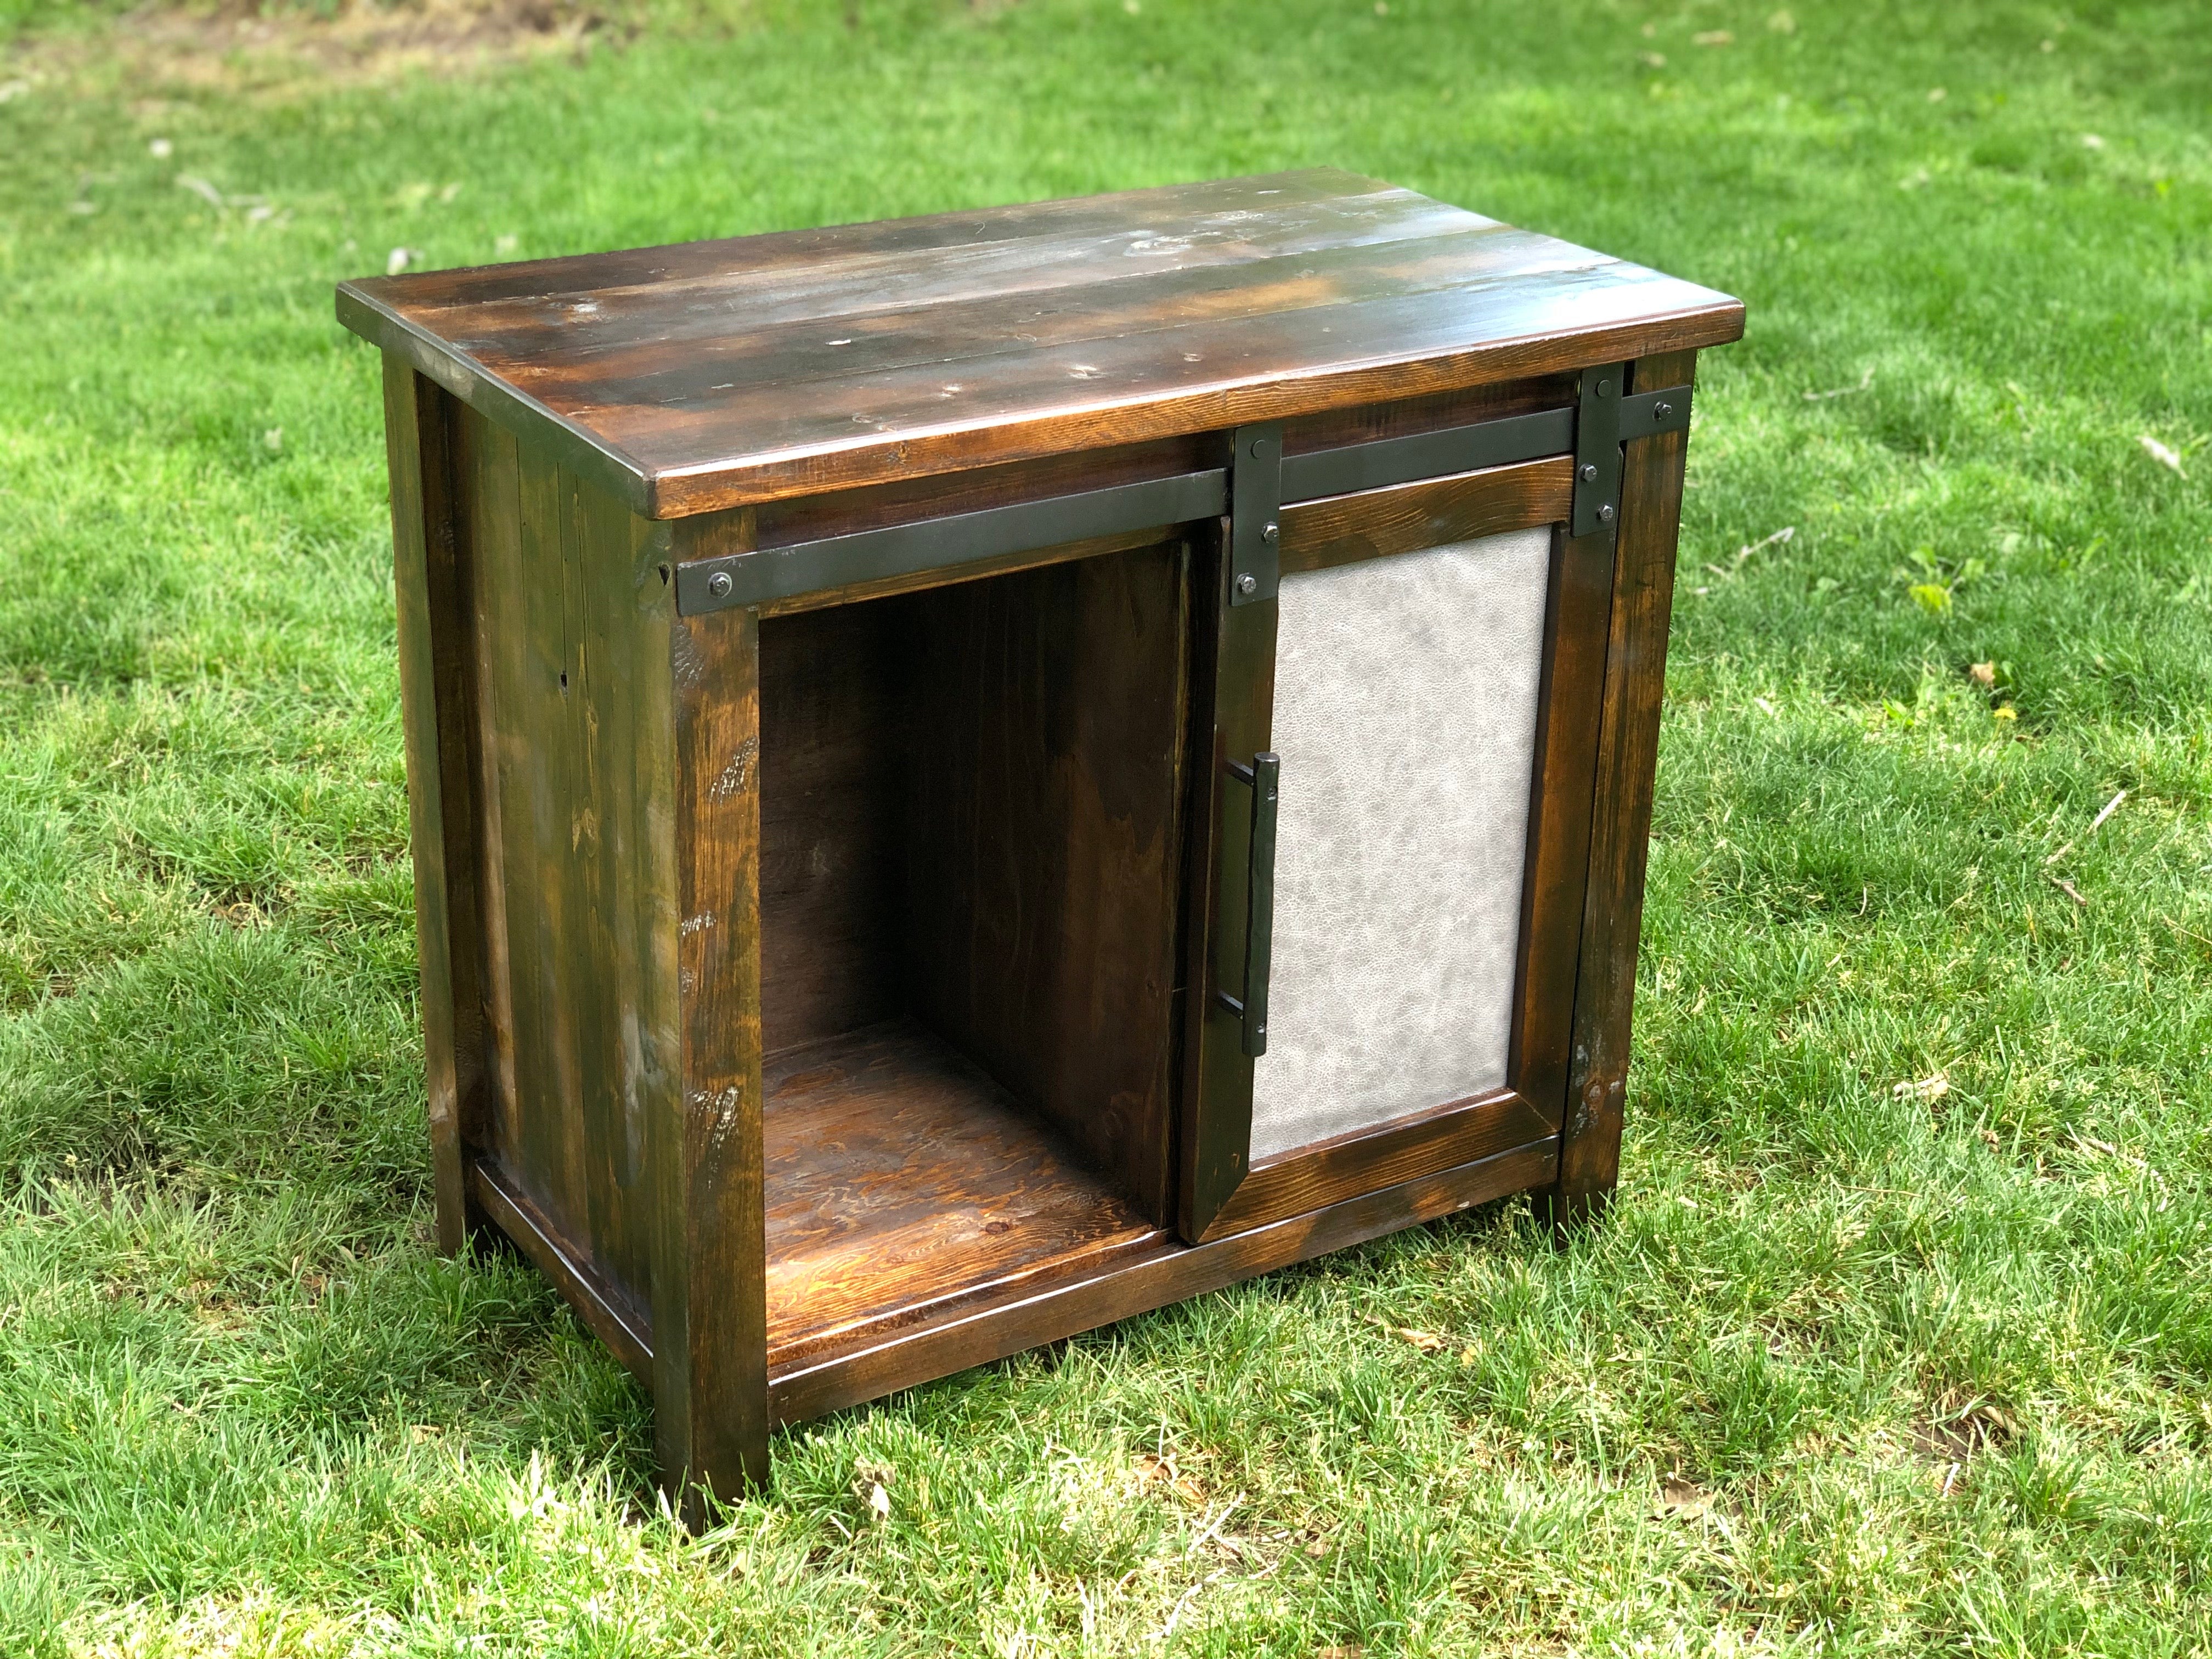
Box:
1510, 525, 1616, 1128
771, 1135, 1559, 1425
451, 407, 671, 1314
464, 1119, 1557, 1430
1199, 1087, 1553, 1241
762, 1021, 1165, 1368
339, 170, 1742, 517
348, 177, 1736, 1510
1276, 455, 1573, 575
662, 599, 770, 1517
1542, 349, 1699, 1230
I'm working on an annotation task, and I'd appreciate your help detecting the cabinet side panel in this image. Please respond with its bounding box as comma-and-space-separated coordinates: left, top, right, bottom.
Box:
1252, 525, 1550, 1158
457, 403, 673, 1316
572, 470, 681, 1302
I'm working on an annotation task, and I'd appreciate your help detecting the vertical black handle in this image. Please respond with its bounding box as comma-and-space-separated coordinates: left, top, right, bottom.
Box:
1219, 752, 1279, 1057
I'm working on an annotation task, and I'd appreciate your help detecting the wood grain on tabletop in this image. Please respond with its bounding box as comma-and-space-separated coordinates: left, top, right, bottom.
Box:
338, 170, 1745, 517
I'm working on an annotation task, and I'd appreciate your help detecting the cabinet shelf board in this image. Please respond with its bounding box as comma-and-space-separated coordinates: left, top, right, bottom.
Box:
763, 1019, 1166, 1369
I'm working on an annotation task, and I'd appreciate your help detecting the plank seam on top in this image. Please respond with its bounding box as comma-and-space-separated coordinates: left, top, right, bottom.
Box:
363, 167, 1405, 315
335, 169, 1746, 517
469, 227, 1585, 409
410, 188, 1480, 340
597, 266, 1725, 458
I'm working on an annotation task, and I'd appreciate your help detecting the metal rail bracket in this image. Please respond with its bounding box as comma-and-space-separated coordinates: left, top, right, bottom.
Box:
1227, 423, 1284, 607
1571, 363, 1628, 538
672, 380, 1694, 616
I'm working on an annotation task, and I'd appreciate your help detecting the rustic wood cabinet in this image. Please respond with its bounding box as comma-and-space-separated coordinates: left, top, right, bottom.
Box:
338, 170, 1742, 1520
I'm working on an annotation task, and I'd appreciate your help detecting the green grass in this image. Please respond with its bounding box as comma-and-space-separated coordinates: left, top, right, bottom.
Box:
2, 0, 2209, 1651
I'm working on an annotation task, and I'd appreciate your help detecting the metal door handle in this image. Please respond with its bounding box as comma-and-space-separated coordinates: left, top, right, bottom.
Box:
1217, 752, 1278, 1057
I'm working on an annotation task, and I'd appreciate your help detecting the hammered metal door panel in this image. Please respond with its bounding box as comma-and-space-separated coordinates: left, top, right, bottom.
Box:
1250, 525, 1551, 1159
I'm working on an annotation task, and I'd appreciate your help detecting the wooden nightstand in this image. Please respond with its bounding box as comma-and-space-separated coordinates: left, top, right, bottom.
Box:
338, 169, 1742, 1522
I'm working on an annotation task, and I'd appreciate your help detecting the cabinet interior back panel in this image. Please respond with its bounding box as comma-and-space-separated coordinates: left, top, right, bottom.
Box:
1251, 525, 1551, 1160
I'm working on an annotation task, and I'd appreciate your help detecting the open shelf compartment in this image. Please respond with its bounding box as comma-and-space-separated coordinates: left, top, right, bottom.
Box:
763, 1020, 1165, 1368
755, 539, 1194, 1364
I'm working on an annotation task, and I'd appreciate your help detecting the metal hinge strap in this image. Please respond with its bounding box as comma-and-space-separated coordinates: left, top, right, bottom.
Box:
1572, 369, 1694, 536
673, 383, 1693, 616
1227, 423, 1283, 607
1570, 363, 1627, 537
1619, 384, 1692, 442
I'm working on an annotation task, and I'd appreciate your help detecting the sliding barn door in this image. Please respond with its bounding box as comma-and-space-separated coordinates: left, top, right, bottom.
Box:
1181, 481, 1613, 1243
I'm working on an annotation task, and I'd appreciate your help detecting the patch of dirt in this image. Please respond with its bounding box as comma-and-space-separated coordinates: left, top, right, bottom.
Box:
5, 0, 651, 99
1906, 1397, 2018, 1497
1910, 1397, 2018, 1463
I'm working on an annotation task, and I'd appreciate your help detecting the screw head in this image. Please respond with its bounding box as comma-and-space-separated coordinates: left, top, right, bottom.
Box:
1236, 573, 1259, 596
1597, 503, 1616, 524
1250, 437, 1271, 459
1579, 462, 1599, 484
1597, 377, 1613, 398
1261, 521, 1279, 545
1655, 400, 1674, 420
706, 571, 734, 599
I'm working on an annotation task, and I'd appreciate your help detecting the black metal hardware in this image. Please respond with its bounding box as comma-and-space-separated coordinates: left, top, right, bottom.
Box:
1278, 407, 1576, 502
1618, 383, 1693, 442
672, 382, 1696, 616
1571, 362, 1628, 538
1216, 752, 1278, 1057
676, 467, 1228, 615
1228, 423, 1284, 607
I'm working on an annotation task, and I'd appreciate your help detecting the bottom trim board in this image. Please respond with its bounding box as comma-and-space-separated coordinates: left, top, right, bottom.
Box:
767, 1135, 1558, 1424
1200, 1086, 1551, 1242
470, 1135, 1558, 1426
467, 1156, 655, 1384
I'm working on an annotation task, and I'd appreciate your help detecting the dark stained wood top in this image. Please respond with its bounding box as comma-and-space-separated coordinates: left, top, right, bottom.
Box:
338, 169, 1743, 520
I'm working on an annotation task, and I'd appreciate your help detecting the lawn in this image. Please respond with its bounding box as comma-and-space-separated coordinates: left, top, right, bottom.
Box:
2, 0, 2209, 1652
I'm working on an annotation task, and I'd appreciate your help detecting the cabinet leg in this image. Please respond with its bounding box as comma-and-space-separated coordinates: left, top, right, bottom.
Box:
656, 598, 771, 1522
1534, 1074, 1625, 1233
383, 356, 495, 1257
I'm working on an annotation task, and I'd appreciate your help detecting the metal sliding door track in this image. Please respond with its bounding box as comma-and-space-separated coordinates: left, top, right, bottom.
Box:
675, 381, 1691, 616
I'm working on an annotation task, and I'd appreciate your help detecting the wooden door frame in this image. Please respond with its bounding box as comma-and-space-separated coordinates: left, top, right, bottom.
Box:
1538, 349, 1698, 1229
